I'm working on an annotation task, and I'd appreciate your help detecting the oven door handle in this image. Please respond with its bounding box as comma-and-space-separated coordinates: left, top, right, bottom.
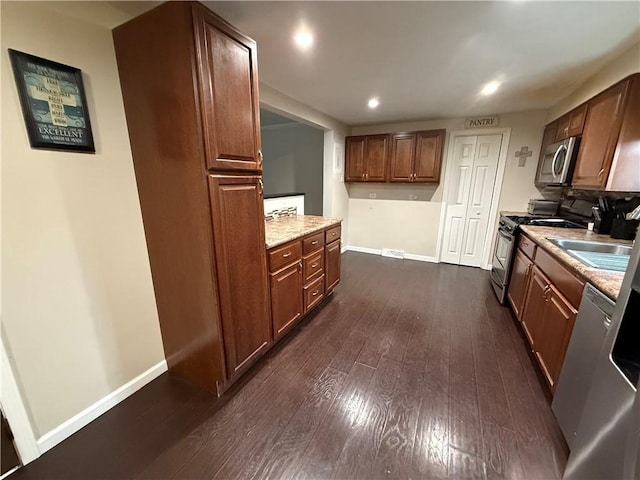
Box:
497, 229, 514, 242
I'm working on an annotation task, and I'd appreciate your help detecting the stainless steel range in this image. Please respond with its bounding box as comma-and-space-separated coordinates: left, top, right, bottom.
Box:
490, 214, 585, 304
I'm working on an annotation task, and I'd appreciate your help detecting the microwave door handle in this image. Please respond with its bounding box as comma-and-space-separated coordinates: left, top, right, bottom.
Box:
551, 145, 566, 178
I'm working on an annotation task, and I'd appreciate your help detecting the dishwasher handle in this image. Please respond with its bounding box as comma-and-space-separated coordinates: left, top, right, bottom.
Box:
584, 283, 615, 318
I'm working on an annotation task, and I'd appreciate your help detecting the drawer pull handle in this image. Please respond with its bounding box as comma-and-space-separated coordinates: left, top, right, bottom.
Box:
311, 263, 318, 268
332, 232, 337, 236
282, 252, 291, 258
311, 240, 319, 245
312, 290, 319, 296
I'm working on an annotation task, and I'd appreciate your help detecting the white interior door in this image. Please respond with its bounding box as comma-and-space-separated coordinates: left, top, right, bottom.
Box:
441, 134, 502, 267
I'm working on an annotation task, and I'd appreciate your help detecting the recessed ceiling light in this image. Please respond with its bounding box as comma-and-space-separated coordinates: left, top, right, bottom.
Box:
480, 81, 501, 96
293, 29, 314, 50
368, 98, 380, 109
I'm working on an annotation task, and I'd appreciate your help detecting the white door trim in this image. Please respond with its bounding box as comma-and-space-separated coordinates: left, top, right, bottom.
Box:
437, 128, 511, 269
1, 339, 40, 464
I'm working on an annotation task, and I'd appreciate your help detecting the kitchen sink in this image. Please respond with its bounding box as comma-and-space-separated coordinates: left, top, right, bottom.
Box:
547, 238, 632, 272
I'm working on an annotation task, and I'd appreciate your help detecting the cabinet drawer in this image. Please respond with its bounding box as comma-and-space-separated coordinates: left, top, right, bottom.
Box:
518, 234, 537, 260
304, 274, 325, 313
268, 240, 302, 272
303, 249, 324, 283
303, 231, 324, 255
535, 248, 585, 307
325, 225, 341, 243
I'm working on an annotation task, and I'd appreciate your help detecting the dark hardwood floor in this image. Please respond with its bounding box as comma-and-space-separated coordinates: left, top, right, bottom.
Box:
13, 252, 568, 479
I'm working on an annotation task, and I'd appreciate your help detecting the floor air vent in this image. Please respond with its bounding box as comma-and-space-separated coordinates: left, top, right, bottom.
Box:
381, 248, 405, 259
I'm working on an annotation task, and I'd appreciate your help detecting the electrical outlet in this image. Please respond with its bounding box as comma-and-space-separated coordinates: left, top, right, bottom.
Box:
409, 194, 418, 200
369, 193, 377, 199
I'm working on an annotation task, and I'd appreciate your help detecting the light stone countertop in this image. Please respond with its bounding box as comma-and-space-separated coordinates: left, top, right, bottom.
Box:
265, 215, 342, 249
519, 225, 634, 300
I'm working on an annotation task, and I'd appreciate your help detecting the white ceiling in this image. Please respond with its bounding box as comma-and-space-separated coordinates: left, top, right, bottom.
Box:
202, 1, 639, 126
103, 1, 640, 126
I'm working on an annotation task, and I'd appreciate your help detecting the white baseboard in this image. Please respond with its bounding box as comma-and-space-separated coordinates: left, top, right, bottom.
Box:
37, 360, 168, 455
1, 340, 40, 464
343, 246, 438, 263
404, 253, 438, 263
343, 245, 382, 255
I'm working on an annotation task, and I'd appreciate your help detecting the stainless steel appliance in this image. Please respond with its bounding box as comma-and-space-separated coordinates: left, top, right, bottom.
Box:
564, 235, 640, 479
552, 283, 615, 449
490, 214, 584, 304
536, 137, 580, 186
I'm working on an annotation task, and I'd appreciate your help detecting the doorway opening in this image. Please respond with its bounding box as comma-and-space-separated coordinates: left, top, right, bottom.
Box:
260, 108, 324, 216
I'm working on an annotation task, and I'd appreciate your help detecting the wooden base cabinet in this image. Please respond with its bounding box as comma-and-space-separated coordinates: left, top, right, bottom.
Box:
270, 261, 303, 340
521, 266, 577, 391
519, 262, 579, 392
325, 238, 341, 293
507, 248, 534, 321
267, 224, 341, 339
536, 285, 577, 389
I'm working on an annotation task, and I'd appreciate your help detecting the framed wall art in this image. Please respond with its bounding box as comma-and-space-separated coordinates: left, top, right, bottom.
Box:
9, 49, 95, 153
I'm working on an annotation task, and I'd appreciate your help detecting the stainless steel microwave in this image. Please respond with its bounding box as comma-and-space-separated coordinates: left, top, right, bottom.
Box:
536, 137, 580, 186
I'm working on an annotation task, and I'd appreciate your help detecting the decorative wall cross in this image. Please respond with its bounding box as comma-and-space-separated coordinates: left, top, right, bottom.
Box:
515, 146, 533, 167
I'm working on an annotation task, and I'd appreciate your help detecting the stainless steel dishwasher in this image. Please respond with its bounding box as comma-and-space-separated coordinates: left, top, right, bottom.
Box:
552, 283, 615, 449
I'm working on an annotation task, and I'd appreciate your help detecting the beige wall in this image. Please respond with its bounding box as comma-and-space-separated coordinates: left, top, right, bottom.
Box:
349, 110, 548, 259
547, 41, 640, 122
1, 2, 164, 436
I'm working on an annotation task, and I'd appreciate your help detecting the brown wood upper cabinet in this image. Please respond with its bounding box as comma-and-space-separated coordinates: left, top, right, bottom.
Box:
345, 135, 389, 182
554, 104, 587, 142
390, 130, 445, 183
572, 79, 629, 189
571, 74, 639, 191
346, 129, 446, 183
194, 4, 262, 173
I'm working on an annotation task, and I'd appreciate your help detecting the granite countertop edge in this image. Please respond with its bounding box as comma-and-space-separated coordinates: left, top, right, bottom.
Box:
519, 225, 632, 301
265, 215, 342, 249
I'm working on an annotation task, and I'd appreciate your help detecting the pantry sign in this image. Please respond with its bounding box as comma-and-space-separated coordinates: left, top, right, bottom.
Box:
9, 49, 95, 153
464, 115, 500, 129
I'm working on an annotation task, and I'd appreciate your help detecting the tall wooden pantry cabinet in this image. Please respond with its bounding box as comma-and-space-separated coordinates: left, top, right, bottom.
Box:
113, 1, 271, 394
